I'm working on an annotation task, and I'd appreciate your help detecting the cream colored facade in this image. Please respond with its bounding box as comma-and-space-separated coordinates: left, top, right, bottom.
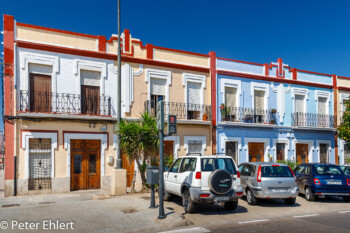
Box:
5, 17, 212, 196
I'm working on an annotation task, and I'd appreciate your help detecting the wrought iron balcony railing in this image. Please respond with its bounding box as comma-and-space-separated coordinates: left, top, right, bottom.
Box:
220, 106, 278, 125
144, 100, 211, 121
291, 112, 334, 128
20, 90, 112, 116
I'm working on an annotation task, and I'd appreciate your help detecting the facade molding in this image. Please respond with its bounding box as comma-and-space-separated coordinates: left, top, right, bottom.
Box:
243, 137, 270, 162
220, 136, 242, 164
292, 139, 314, 163
272, 138, 290, 162
164, 136, 180, 158
182, 73, 206, 106
251, 82, 269, 110
145, 68, 172, 102
315, 90, 331, 115
184, 136, 207, 156
220, 78, 241, 108
316, 140, 332, 163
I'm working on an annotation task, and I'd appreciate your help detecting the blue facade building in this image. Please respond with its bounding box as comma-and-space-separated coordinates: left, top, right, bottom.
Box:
215, 58, 336, 165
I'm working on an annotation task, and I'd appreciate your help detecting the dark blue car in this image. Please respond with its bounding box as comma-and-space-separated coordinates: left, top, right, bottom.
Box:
294, 163, 350, 202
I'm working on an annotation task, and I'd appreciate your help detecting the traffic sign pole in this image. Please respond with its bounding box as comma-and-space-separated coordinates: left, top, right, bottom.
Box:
157, 101, 166, 219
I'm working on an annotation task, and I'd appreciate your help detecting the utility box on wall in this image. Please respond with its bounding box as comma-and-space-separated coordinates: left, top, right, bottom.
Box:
146, 166, 159, 185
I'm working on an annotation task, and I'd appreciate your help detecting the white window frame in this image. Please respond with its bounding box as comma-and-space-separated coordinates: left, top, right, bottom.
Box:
251, 82, 269, 110
244, 137, 270, 162
292, 139, 314, 163
340, 139, 350, 165
145, 68, 172, 102
272, 139, 290, 162
22, 132, 58, 179
316, 140, 331, 163
183, 73, 206, 106
315, 90, 331, 115
292, 88, 308, 113
340, 93, 350, 116
184, 136, 206, 156
220, 79, 241, 108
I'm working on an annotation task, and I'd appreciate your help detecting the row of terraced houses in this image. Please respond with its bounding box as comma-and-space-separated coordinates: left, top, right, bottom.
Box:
2, 14, 350, 196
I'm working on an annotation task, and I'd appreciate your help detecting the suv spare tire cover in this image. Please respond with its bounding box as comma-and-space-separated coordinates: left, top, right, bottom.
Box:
208, 170, 233, 195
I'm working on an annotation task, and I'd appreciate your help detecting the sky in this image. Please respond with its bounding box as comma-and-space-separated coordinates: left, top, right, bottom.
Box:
1, 0, 350, 130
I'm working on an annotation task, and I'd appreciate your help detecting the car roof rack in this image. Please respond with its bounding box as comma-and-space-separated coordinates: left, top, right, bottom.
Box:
186, 153, 202, 156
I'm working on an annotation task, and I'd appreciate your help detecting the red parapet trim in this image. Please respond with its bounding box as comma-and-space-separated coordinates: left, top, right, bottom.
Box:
338, 86, 350, 92
106, 37, 123, 44
338, 76, 350, 81
332, 75, 337, 87
292, 68, 297, 80
16, 40, 210, 73
16, 22, 98, 39
20, 130, 59, 149
217, 57, 264, 66
146, 44, 153, 59
131, 40, 146, 49
218, 70, 334, 89
62, 131, 109, 149
153, 45, 210, 58
4, 120, 14, 180
124, 29, 130, 52
98, 35, 106, 52
297, 69, 333, 77
264, 64, 269, 76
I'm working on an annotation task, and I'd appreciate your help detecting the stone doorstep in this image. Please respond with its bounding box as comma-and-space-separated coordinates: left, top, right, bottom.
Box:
91, 193, 112, 200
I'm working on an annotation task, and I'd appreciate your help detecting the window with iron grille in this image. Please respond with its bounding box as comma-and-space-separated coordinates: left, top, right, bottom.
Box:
28, 138, 52, 190
188, 140, 202, 154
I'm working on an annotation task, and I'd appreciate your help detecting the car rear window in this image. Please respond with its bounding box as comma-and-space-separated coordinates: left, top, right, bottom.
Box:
201, 158, 237, 175
340, 166, 350, 175
261, 166, 293, 178
314, 166, 342, 175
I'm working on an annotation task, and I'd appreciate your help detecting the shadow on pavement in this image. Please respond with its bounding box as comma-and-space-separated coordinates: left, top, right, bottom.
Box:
240, 196, 301, 207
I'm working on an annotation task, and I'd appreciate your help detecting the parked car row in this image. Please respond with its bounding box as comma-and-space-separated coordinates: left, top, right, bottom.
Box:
163, 153, 350, 213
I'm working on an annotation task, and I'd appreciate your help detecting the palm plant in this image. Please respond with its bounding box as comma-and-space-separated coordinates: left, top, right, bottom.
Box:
116, 112, 159, 188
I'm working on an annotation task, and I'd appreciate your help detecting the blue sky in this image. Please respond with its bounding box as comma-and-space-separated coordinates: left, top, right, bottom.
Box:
1, 0, 350, 130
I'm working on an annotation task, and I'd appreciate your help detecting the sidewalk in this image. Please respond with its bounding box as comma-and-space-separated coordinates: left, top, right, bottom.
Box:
0, 190, 188, 233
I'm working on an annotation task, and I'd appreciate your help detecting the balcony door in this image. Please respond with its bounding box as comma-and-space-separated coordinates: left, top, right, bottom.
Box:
254, 90, 265, 123
150, 78, 166, 116
81, 70, 101, 115
30, 74, 51, 112
295, 95, 306, 126
187, 82, 201, 120
318, 97, 328, 127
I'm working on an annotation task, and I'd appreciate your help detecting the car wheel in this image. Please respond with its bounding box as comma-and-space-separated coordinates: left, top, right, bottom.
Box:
164, 191, 172, 201
305, 187, 315, 202
224, 200, 238, 211
246, 188, 257, 205
182, 189, 196, 213
342, 196, 350, 202
284, 198, 296, 205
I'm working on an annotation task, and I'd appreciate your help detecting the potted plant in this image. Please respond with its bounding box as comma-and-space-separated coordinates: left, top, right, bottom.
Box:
271, 108, 277, 113
220, 103, 225, 110
203, 113, 208, 121
269, 119, 276, 124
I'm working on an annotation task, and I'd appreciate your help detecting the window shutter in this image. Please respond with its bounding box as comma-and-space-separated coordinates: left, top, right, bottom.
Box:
254, 90, 265, 110
81, 70, 101, 87
225, 87, 237, 107
150, 78, 166, 96
188, 82, 201, 105
295, 95, 305, 113
29, 64, 52, 75
318, 97, 327, 115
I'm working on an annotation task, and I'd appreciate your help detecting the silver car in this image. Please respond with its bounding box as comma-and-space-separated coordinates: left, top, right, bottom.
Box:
238, 162, 299, 205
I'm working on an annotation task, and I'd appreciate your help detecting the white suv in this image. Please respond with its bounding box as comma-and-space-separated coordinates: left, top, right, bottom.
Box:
164, 154, 243, 213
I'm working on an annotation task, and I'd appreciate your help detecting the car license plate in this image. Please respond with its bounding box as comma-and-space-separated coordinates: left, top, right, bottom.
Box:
327, 181, 342, 185
271, 188, 288, 193
214, 196, 230, 202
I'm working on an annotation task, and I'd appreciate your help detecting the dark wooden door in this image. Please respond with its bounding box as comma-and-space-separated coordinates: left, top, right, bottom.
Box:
320, 144, 328, 163
226, 141, 237, 162
296, 144, 309, 164
122, 153, 135, 187
248, 143, 264, 162
81, 85, 100, 115
30, 74, 52, 112
71, 140, 100, 191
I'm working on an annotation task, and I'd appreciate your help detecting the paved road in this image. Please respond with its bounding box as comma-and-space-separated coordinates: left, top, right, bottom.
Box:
163, 195, 350, 232
208, 211, 350, 233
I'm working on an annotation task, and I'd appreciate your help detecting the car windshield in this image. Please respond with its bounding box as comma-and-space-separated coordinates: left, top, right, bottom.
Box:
340, 166, 350, 175
315, 166, 342, 175
261, 166, 293, 178
201, 158, 237, 175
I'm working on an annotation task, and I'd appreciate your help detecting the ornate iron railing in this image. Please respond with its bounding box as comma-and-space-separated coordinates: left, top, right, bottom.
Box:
20, 90, 111, 116
220, 107, 278, 125
291, 112, 334, 128
144, 100, 211, 121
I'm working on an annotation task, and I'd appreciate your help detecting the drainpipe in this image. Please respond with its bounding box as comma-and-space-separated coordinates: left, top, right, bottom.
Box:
14, 155, 17, 196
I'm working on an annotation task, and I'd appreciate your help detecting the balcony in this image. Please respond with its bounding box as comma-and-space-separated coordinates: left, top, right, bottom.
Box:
19, 90, 112, 116
144, 100, 211, 122
291, 113, 334, 128
220, 107, 278, 125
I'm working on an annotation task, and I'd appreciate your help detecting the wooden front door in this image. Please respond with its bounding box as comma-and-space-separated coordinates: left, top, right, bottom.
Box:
248, 143, 264, 162
71, 140, 101, 191
296, 143, 309, 164
122, 153, 135, 187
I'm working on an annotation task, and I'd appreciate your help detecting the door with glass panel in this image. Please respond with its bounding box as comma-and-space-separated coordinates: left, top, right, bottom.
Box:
319, 144, 328, 163
295, 95, 305, 126
318, 97, 328, 127
187, 82, 201, 120
150, 78, 166, 117
80, 70, 101, 115
254, 90, 265, 123
296, 143, 308, 164
276, 143, 285, 161
225, 86, 237, 121
344, 143, 350, 164
71, 140, 101, 190
226, 141, 238, 163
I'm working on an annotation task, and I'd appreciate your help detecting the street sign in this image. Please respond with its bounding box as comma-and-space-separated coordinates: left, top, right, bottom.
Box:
157, 101, 164, 131
168, 115, 177, 135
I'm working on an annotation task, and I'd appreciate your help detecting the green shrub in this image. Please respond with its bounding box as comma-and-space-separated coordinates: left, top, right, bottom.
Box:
276, 160, 299, 170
